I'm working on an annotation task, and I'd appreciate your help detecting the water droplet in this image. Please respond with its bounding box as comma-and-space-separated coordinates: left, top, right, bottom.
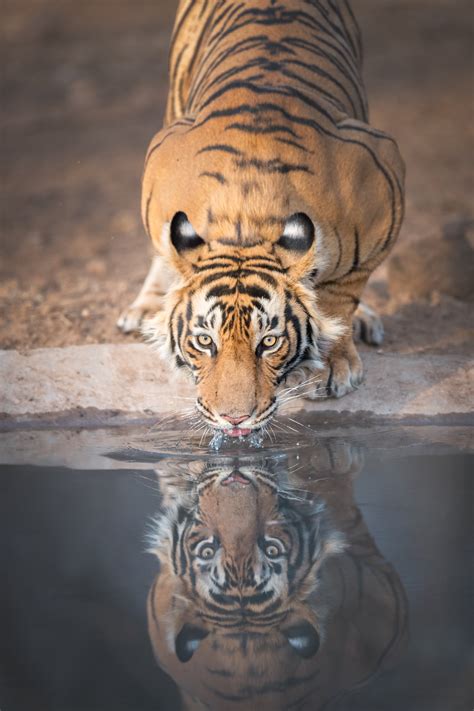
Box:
209, 431, 225, 451
249, 431, 264, 448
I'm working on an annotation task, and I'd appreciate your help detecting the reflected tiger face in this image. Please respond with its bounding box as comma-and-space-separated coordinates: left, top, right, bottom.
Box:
177, 466, 310, 628
147, 453, 407, 710
148, 462, 344, 660
144, 213, 343, 435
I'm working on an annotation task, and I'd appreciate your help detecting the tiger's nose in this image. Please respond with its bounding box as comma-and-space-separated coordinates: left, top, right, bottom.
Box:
221, 414, 249, 425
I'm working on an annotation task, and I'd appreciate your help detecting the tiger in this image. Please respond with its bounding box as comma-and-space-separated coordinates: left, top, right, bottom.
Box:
118, 0, 405, 437
146, 445, 408, 710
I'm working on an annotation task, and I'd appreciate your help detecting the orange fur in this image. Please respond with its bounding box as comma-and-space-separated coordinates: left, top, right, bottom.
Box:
120, 0, 405, 424
147, 448, 407, 709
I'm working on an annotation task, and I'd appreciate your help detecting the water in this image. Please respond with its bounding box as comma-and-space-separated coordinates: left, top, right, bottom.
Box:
0, 422, 472, 711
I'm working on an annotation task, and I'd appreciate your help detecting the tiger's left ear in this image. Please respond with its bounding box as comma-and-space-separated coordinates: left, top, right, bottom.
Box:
275, 213, 317, 281
153, 211, 206, 277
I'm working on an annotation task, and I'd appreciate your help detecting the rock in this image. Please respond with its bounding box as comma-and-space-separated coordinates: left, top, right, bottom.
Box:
1, 344, 472, 425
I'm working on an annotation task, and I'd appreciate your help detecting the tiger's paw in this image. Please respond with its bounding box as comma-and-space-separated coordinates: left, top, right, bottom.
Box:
321, 339, 364, 399
352, 302, 384, 346
117, 297, 163, 334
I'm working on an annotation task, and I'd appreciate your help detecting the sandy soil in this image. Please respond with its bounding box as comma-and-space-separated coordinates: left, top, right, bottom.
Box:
1, 0, 473, 353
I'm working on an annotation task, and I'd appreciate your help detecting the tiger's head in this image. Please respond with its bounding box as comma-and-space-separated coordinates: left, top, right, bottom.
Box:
147, 452, 408, 709
147, 460, 344, 671
144, 211, 343, 436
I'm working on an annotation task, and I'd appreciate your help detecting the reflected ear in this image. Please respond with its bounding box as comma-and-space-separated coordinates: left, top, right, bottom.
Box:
275, 213, 317, 279
283, 621, 320, 659
175, 624, 209, 663
170, 211, 205, 253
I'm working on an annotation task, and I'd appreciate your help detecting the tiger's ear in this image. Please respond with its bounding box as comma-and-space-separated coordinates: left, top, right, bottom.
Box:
283, 621, 320, 659
175, 623, 209, 663
154, 211, 206, 277
275, 213, 317, 281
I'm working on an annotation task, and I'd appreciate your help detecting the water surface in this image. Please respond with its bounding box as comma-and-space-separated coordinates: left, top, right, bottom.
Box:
0, 423, 472, 710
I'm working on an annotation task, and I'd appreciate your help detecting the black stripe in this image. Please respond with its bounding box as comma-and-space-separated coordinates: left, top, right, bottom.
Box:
168, 0, 194, 58
334, 227, 343, 271
188, 35, 270, 106
199, 171, 228, 185
186, 1, 220, 77
327, 0, 360, 62
343, 0, 363, 59
234, 156, 313, 175
170, 42, 188, 100
196, 143, 241, 156
195, 261, 238, 271
224, 121, 299, 137
206, 667, 233, 677
282, 34, 366, 118
274, 136, 310, 153
171, 521, 179, 575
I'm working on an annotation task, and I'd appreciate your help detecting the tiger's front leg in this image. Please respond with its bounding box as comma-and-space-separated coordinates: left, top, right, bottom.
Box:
319, 330, 364, 398
285, 332, 363, 400
117, 255, 173, 333
314, 273, 373, 398
284, 274, 373, 400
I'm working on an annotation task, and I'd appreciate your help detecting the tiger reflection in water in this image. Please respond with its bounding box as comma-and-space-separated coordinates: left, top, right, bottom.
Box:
147, 443, 408, 710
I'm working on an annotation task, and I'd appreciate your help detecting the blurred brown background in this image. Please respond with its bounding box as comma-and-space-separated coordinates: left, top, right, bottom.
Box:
1, 0, 473, 352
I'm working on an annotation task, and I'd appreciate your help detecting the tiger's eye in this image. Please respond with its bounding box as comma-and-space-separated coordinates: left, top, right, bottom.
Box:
197, 334, 212, 347
262, 335, 278, 348
265, 542, 282, 558
198, 545, 215, 560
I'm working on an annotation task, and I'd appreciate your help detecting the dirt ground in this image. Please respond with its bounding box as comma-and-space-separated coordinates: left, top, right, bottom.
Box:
1, 0, 473, 354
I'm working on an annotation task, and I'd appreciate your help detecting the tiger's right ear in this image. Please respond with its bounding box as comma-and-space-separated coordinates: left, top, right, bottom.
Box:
153, 211, 205, 277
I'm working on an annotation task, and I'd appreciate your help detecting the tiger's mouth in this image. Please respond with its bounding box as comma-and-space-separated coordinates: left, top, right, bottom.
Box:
226, 427, 253, 438
221, 471, 251, 485
196, 398, 278, 439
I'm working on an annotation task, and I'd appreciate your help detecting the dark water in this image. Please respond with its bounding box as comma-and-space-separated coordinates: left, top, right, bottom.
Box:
0, 425, 472, 711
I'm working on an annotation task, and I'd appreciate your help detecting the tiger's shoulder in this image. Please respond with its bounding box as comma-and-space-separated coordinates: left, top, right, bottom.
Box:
142, 108, 404, 280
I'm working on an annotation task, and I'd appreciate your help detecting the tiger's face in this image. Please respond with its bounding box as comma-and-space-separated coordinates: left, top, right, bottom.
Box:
145, 212, 343, 435
147, 455, 408, 709
176, 465, 307, 625
148, 461, 345, 663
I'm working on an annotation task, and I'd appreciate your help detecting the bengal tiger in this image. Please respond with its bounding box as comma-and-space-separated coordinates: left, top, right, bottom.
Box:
118, 0, 405, 437
146, 447, 408, 709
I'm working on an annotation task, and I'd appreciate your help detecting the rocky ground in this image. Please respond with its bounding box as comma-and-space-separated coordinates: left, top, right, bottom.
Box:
1, 0, 473, 355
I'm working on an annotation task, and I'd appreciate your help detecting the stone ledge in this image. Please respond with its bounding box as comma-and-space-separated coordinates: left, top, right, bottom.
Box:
1, 344, 473, 425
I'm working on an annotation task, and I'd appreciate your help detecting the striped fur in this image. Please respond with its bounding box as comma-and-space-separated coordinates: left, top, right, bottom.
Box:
147, 454, 408, 710
124, 0, 405, 430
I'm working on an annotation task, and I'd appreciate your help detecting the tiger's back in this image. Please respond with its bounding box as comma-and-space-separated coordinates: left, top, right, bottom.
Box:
143, 0, 404, 283
166, 0, 367, 126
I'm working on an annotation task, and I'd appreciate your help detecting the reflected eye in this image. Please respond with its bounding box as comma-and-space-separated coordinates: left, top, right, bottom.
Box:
264, 538, 285, 558
261, 335, 279, 350
196, 542, 217, 560
196, 334, 213, 348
